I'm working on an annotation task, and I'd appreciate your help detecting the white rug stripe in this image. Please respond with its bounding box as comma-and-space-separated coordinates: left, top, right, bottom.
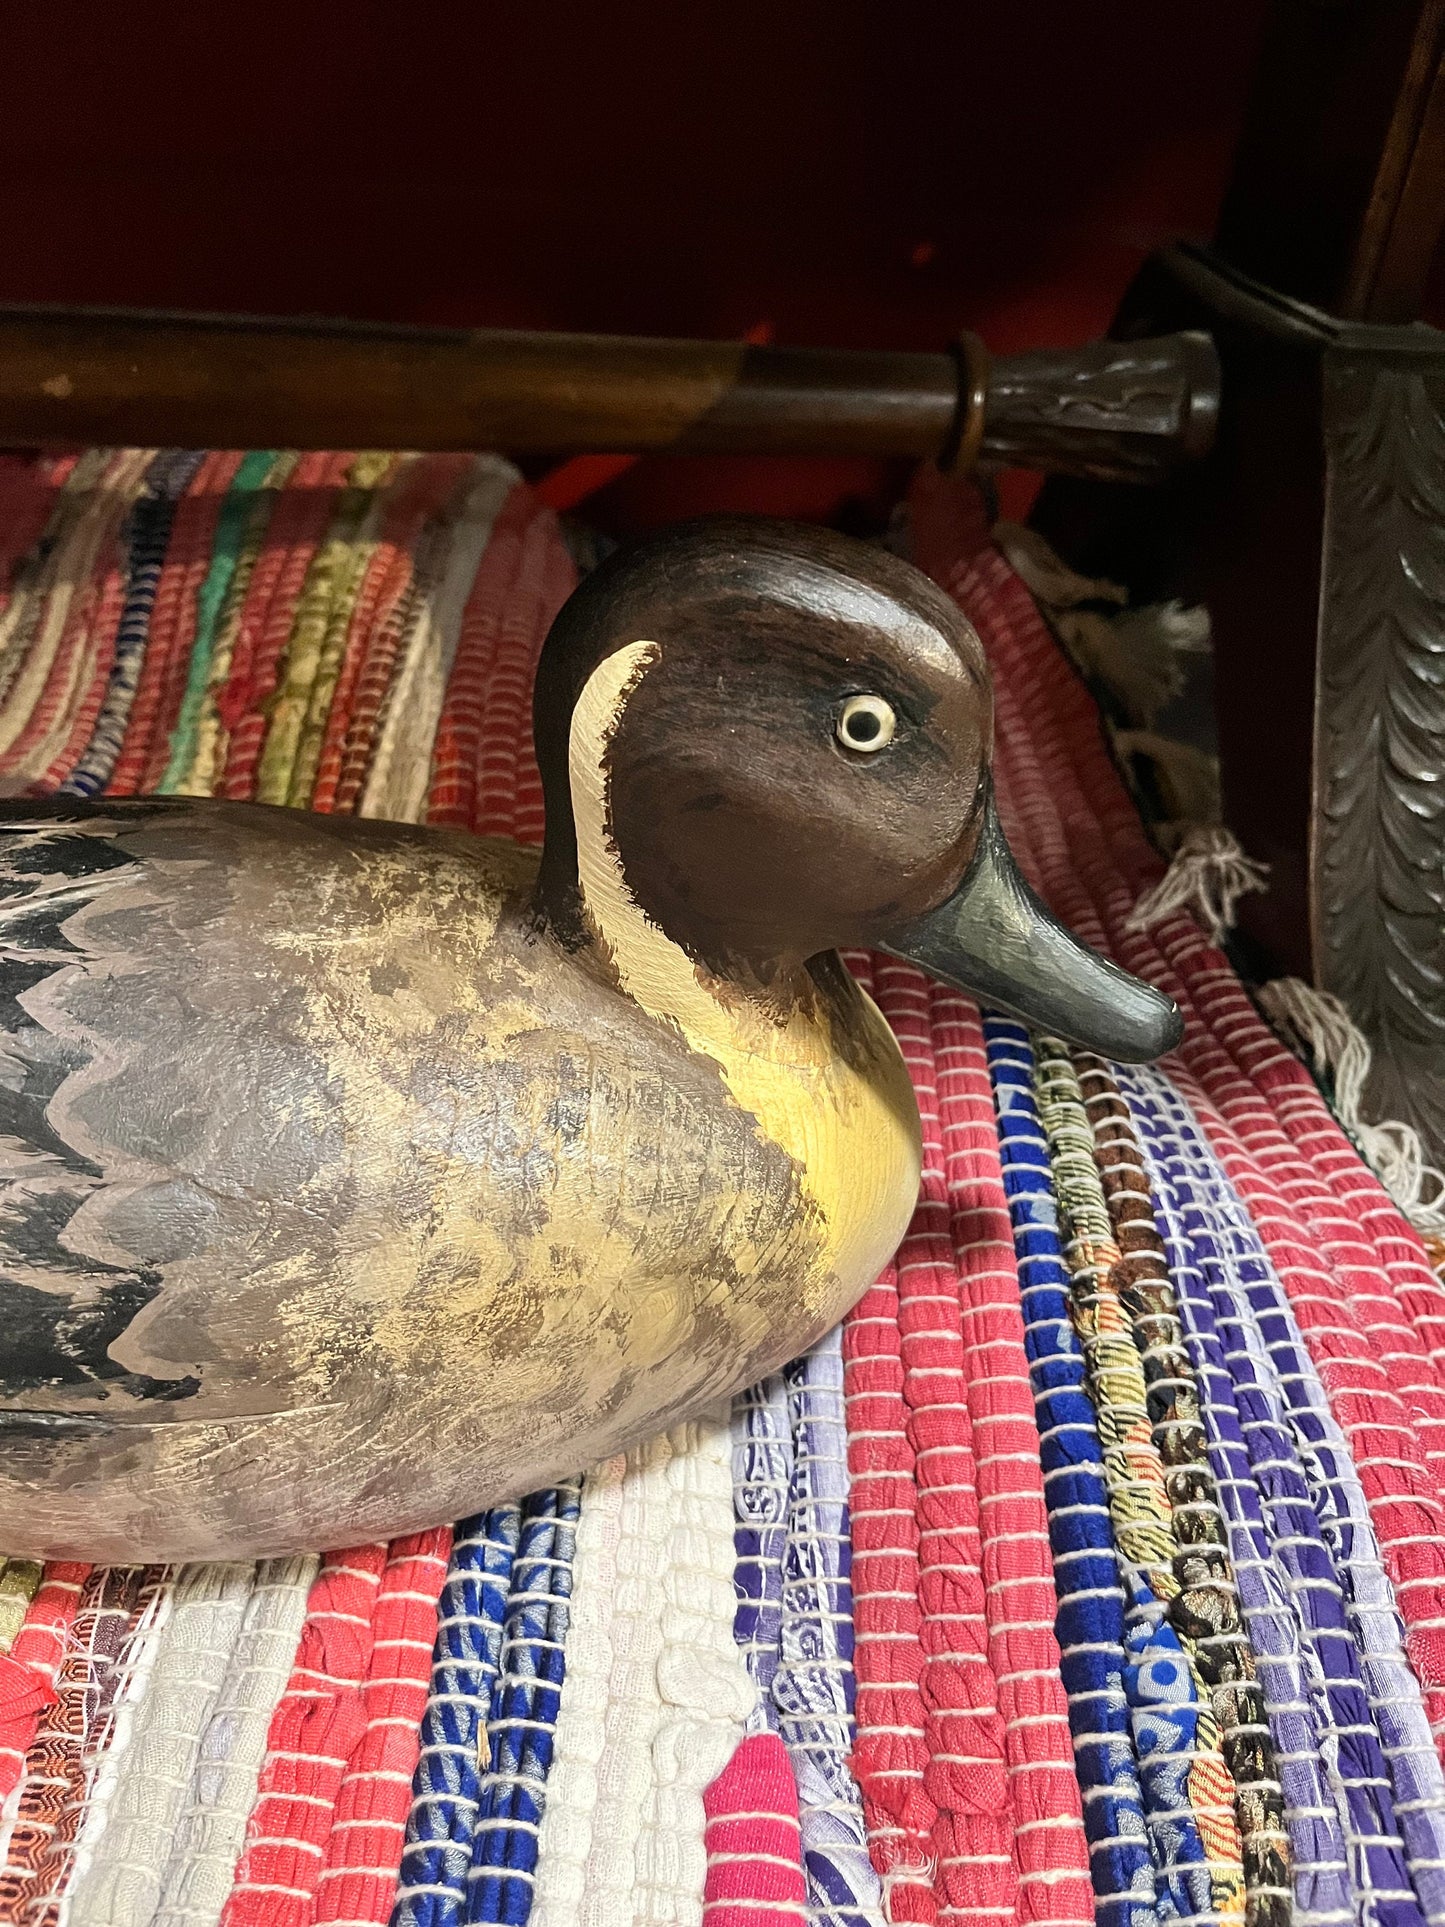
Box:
530, 1455, 626, 1927
636, 1409, 756, 1927
152, 1554, 319, 1927
66, 1562, 255, 1927
576, 1427, 677, 1925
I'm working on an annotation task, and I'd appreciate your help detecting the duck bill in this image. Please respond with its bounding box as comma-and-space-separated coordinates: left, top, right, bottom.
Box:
879, 793, 1183, 1063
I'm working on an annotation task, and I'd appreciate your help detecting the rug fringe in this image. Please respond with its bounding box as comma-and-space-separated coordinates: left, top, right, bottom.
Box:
1259, 975, 1445, 1236
1124, 825, 1269, 945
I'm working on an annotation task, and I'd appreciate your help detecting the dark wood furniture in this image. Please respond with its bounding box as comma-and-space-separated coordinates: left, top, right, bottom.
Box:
1033, 0, 1445, 1154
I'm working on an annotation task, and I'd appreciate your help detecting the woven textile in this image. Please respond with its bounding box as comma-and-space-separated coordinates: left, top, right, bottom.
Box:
922, 972, 1097, 1926
858, 961, 1069, 1927
0, 1563, 45, 1656
832, 956, 935, 1925
732, 1377, 795, 1727
908, 470, 1445, 1753
890, 966, 1005, 1917
67, 1580, 177, 1906
157, 445, 278, 792
1032, 1048, 1248, 1919
213, 448, 356, 802
68, 1563, 257, 1927
564, 1418, 753, 1927
360, 462, 515, 824
6, 445, 1445, 1926
221, 1543, 388, 1927
0, 1565, 90, 1803
985, 1015, 1159, 1927
393, 1511, 521, 1927
837, 1258, 936, 1926
704, 1732, 811, 1927
154, 1556, 320, 1927
939, 989, 1097, 1926
466, 1481, 582, 1924
112, 449, 249, 796
312, 1530, 454, 1927
635, 1414, 757, 1927
251, 449, 397, 805
5, 448, 157, 787
1120, 1063, 1445, 1927
774, 1333, 883, 1927
0, 1565, 148, 1923
528, 1462, 625, 1927
62, 449, 206, 796
1075, 1056, 1355, 1927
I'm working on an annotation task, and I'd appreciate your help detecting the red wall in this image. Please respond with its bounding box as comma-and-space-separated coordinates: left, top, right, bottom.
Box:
1, 2, 1268, 528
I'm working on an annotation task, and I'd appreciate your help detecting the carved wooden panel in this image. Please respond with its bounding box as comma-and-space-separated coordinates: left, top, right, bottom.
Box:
1316, 334, 1445, 1140
1035, 247, 1445, 1160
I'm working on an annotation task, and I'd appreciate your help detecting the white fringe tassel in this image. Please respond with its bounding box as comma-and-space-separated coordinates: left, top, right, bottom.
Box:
1258, 976, 1445, 1238
1124, 826, 1269, 946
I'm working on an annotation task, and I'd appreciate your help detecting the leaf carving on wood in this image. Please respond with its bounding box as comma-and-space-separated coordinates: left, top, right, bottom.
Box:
1316, 343, 1445, 1153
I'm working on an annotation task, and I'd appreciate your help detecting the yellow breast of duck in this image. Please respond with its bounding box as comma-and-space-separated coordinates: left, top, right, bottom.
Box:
571, 642, 923, 1300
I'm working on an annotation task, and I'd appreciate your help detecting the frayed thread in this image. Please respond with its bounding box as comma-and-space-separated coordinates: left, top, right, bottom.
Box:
1124, 826, 1269, 945
1258, 976, 1445, 1237
878, 1851, 938, 1924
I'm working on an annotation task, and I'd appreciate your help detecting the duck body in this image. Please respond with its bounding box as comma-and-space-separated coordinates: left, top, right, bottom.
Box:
0, 516, 1183, 1562
0, 797, 921, 1561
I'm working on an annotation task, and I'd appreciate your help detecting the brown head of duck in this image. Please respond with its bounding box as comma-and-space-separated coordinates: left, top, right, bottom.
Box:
528, 516, 1181, 1063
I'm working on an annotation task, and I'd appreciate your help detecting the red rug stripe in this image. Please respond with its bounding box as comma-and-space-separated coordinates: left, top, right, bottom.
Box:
0, 1565, 90, 1802
311, 454, 472, 814
841, 954, 938, 1918
220, 1545, 388, 1927
702, 1731, 810, 1927
425, 481, 537, 831
873, 956, 1019, 1927
313, 1529, 452, 1926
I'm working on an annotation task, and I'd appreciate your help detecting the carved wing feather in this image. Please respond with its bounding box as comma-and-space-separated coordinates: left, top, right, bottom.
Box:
0, 803, 209, 1402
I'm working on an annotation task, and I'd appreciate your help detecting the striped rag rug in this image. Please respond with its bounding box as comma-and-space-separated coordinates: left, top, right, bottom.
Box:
0, 447, 1438, 1927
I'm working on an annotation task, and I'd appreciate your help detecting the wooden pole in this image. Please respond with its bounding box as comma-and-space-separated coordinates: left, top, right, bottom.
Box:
0, 306, 1219, 483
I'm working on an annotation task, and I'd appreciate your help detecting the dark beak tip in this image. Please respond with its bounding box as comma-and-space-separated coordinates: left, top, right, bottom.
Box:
1108, 989, 1185, 1065
991, 977, 1183, 1065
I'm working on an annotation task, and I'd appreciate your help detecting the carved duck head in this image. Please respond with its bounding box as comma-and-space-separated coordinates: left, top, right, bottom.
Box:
532, 517, 1180, 1062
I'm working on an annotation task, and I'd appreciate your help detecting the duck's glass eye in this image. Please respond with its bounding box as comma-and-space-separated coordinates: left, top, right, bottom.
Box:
835, 694, 896, 753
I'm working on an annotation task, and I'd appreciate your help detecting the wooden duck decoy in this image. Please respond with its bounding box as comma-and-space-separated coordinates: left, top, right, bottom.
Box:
0, 520, 1180, 1561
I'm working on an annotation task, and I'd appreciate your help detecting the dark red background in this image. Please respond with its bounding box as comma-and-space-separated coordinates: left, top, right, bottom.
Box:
1, 3, 1268, 528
